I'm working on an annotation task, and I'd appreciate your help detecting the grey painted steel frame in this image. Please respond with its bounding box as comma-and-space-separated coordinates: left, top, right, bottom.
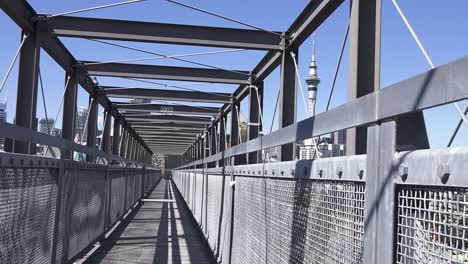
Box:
79, 63, 250, 84
45, 15, 282, 50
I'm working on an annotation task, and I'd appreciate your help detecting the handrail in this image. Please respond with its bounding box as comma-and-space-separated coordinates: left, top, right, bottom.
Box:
0, 122, 144, 166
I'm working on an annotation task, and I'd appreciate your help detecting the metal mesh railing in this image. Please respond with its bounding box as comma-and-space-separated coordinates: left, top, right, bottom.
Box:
396, 186, 468, 264
0, 167, 58, 264
172, 159, 366, 264
0, 154, 161, 264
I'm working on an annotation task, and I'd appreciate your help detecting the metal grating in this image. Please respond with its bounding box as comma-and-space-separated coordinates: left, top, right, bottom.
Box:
231, 177, 365, 264
303, 181, 365, 264
56, 167, 107, 262
109, 169, 126, 225
126, 171, 135, 209
206, 174, 224, 251
0, 167, 58, 264
218, 174, 233, 264
396, 186, 468, 264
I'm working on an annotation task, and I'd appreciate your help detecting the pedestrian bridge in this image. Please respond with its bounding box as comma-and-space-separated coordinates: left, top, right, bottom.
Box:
1, 0, 468, 263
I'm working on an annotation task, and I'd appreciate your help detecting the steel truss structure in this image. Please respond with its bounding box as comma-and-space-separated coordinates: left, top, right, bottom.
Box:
1, 0, 468, 263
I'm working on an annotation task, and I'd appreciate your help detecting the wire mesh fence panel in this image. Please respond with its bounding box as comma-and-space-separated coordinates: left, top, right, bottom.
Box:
396, 186, 468, 264
0, 167, 58, 264
126, 170, 135, 209
218, 174, 233, 264
303, 181, 365, 264
56, 166, 107, 262
109, 169, 126, 225
231, 176, 267, 264
231, 177, 366, 264
206, 174, 224, 252
134, 170, 142, 203
195, 172, 204, 223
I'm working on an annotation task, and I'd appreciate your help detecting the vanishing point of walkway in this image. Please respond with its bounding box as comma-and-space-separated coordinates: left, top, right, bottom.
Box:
82, 179, 214, 264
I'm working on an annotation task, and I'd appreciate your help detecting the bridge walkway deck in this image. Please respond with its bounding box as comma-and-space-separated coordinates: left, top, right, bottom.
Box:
82, 179, 214, 264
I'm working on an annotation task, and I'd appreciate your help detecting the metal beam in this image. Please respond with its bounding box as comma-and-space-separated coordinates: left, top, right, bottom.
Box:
125, 114, 211, 124
103, 87, 230, 103
116, 103, 219, 116
278, 48, 298, 161
101, 110, 112, 153
131, 122, 206, 130
112, 117, 121, 155
136, 130, 200, 135
62, 73, 78, 159
141, 134, 196, 139
14, 32, 40, 154
248, 82, 263, 163
78, 63, 250, 84
86, 96, 98, 162
46, 16, 282, 50
119, 128, 128, 157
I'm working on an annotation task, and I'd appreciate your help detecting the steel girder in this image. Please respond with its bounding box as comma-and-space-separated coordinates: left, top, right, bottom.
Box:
130, 122, 206, 130
103, 87, 230, 103
116, 103, 219, 116
45, 16, 282, 50
125, 114, 211, 124
78, 63, 250, 84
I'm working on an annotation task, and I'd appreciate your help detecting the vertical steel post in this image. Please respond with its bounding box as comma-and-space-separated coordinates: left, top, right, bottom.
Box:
364, 121, 396, 264
346, 0, 381, 155
126, 135, 133, 159
102, 110, 112, 153
62, 74, 78, 159
14, 32, 40, 154
248, 82, 263, 164
278, 46, 298, 161
86, 95, 98, 162
219, 115, 226, 167
204, 129, 210, 158
112, 118, 121, 156
120, 128, 128, 158
230, 101, 246, 164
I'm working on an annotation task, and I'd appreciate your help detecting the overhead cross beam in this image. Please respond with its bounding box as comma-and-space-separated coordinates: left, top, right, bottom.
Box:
77, 63, 250, 84
45, 16, 283, 50
116, 103, 220, 116
130, 122, 206, 130
103, 87, 230, 103
125, 114, 211, 124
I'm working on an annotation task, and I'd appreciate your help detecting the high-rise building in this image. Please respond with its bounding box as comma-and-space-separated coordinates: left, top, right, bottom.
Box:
0, 102, 7, 149
39, 118, 55, 135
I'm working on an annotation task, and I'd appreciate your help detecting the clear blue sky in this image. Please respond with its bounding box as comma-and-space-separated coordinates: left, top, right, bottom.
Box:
0, 0, 466, 148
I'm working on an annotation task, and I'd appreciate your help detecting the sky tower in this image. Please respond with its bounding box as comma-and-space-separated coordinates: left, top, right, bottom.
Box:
305, 35, 320, 117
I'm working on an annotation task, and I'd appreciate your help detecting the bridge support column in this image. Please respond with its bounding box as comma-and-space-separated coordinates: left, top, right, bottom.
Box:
112, 118, 121, 156
219, 114, 226, 167
62, 73, 78, 159
230, 100, 246, 165
248, 82, 263, 164
86, 95, 98, 162
126, 135, 133, 159
279, 46, 298, 161
14, 32, 40, 154
346, 0, 381, 155
101, 110, 112, 154
120, 128, 128, 158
